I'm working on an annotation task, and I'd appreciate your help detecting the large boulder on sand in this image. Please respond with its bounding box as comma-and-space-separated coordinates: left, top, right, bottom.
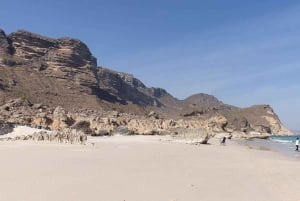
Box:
112, 126, 134, 136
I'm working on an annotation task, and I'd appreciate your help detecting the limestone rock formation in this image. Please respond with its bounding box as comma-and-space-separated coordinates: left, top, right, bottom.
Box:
0, 97, 291, 139
7, 30, 97, 69
171, 128, 212, 144
0, 129, 87, 144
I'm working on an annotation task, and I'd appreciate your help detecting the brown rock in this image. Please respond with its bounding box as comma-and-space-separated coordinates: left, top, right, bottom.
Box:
0, 29, 293, 138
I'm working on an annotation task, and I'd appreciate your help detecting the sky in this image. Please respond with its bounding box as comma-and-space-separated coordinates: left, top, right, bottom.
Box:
1, 0, 300, 130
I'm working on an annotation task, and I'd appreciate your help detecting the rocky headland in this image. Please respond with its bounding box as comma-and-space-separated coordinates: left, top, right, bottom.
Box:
0, 29, 293, 143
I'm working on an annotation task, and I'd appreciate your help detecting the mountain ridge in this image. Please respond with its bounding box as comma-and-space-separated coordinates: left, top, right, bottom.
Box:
0, 29, 292, 136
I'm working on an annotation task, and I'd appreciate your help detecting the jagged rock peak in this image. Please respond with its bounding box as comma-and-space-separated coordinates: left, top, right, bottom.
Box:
0, 29, 14, 55
98, 67, 146, 88
57, 37, 96, 60
150, 87, 169, 98
118, 72, 146, 88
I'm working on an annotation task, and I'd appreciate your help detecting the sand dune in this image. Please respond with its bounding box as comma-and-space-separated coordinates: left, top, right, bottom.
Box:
0, 135, 299, 201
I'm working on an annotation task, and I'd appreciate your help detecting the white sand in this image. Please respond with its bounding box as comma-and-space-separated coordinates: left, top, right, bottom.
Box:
0, 125, 51, 138
0, 135, 299, 201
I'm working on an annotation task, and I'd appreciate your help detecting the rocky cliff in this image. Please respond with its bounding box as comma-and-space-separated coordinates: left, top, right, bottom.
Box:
0, 29, 293, 137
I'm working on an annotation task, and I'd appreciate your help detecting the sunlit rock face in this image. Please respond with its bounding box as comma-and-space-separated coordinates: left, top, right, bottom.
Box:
0, 29, 293, 137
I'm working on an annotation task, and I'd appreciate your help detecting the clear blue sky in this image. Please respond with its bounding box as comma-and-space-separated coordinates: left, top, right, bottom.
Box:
1, 0, 300, 130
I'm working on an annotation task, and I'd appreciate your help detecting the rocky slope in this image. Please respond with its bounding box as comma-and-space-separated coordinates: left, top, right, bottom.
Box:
0, 29, 293, 137
0, 29, 177, 112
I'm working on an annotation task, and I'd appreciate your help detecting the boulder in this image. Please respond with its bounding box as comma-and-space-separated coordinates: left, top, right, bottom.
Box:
70, 120, 93, 135
91, 129, 111, 136
171, 128, 212, 144
112, 126, 134, 136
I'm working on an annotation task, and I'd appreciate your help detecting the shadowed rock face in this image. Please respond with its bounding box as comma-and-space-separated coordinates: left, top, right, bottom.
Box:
95, 67, 164, 106
0, 30, 169, 109
0, 30, 14, 55
0, 122, 14, 135
0, 29, 293, 135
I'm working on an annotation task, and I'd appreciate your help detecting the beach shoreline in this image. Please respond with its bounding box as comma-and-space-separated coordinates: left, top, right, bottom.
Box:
0, 132, 300, 201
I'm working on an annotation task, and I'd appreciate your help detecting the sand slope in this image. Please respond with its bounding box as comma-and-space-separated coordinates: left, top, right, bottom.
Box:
0, 136, 299, 201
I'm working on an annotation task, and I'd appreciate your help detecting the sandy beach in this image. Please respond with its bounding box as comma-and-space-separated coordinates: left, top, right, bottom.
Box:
0, 135, 300, 201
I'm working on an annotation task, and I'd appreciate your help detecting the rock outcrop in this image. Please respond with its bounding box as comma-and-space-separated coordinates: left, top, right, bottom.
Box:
7, 30, 97, 69
0, 29, 175, 111
0, 98, 292, 139
0, 129, 87, 144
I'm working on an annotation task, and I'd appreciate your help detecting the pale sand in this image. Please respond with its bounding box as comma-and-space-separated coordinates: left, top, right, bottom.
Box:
0, 135, 300, 201
0, 125, 51, 139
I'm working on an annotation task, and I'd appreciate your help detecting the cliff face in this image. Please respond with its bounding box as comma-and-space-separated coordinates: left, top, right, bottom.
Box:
0, 29, 292, 135
7, 30, 97, 69
95, 67, 163, 106
0, 30, 175, 110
